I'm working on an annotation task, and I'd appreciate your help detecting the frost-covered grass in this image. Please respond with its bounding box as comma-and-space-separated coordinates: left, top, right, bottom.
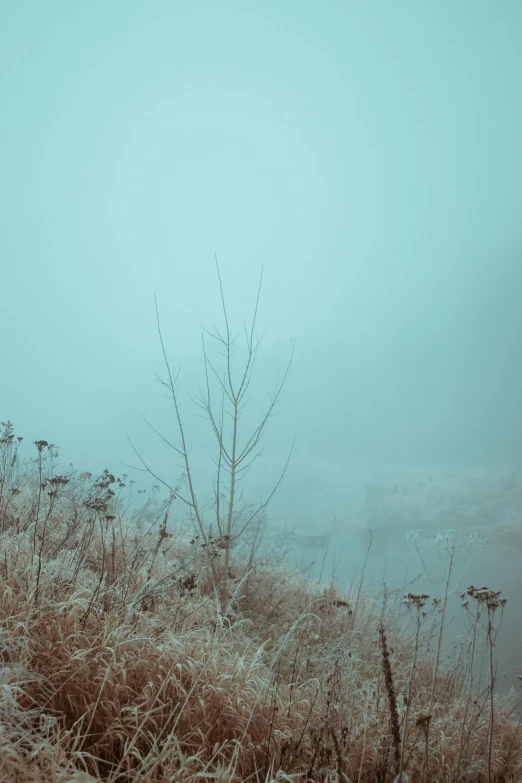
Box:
1, 423, 522, 782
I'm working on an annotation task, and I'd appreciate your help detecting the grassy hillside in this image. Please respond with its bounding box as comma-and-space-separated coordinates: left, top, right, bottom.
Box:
1, 423, 521, 782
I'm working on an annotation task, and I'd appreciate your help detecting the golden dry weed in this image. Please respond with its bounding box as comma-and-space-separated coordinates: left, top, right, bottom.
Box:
1, 425, 521, 782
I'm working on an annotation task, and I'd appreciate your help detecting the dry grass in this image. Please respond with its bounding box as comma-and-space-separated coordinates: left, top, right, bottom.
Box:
1, 423, 522, 782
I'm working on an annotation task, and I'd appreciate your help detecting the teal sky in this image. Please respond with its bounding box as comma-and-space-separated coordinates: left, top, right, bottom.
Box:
1, 1, 522, 489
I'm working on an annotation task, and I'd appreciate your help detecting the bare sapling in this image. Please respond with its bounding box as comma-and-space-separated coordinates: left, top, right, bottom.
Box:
127, 262, 294, 610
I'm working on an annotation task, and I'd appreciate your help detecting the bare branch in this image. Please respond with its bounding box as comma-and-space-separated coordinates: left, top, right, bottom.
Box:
124, 434, 195, 507
201, 336, 235, 405
231, 431, 295, 542
142, 416, 185, 458
214, 256, 236, 400
249, 266, 263, 351
152, 295, 216, 555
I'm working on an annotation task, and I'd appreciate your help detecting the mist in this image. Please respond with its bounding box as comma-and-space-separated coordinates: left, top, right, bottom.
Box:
1, 1, 522, 693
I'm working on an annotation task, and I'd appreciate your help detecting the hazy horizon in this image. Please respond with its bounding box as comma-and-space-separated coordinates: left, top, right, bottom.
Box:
2, 1, 522, 524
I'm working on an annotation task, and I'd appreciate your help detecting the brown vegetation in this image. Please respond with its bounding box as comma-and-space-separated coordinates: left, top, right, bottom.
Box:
1, 422, 522, 782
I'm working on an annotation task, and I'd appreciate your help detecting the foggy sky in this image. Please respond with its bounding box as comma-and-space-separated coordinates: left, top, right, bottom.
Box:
1, 1, 522, 492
